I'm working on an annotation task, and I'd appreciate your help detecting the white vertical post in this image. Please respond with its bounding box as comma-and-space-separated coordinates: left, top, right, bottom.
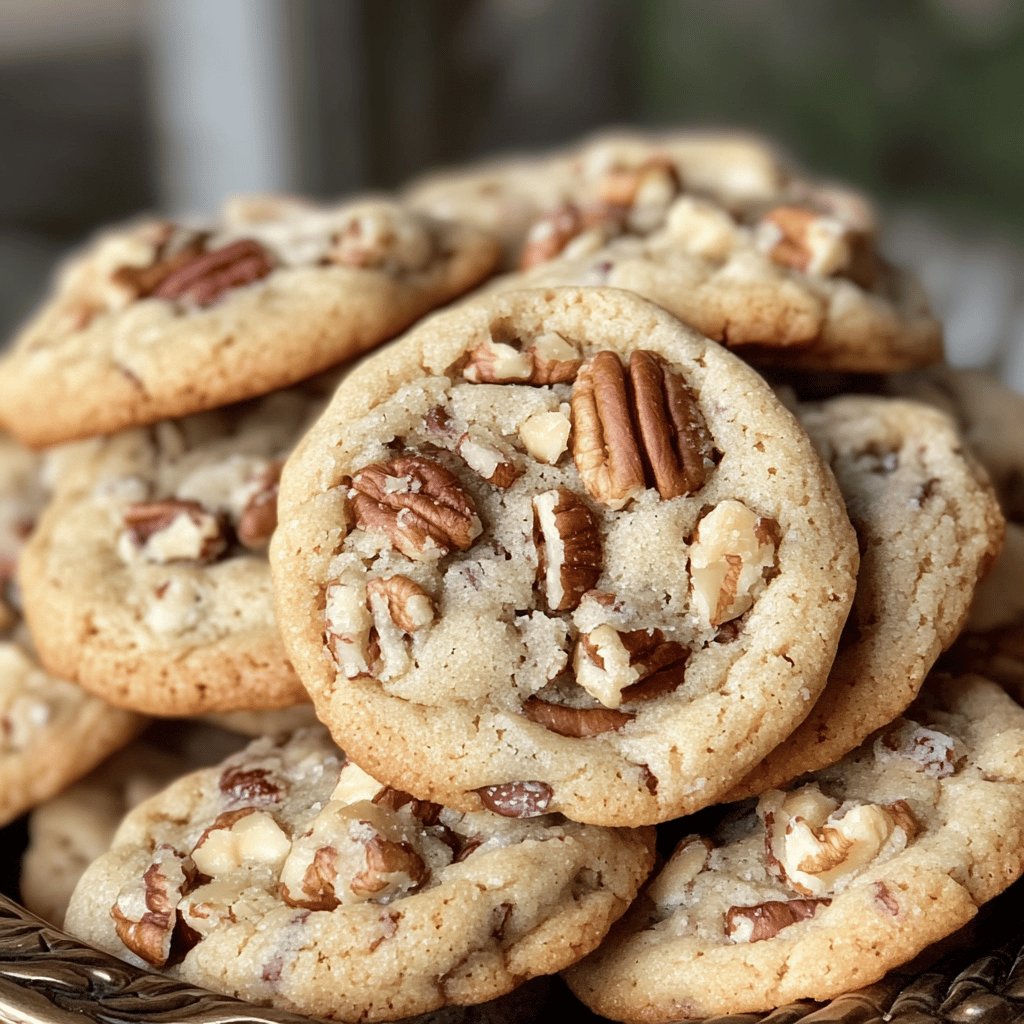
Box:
145, 0, 297, 214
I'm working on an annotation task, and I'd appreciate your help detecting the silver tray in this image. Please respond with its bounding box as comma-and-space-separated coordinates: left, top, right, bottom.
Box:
1, 874, 1023, 1024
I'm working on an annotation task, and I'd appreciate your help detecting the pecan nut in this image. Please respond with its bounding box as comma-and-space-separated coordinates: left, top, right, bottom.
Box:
519, 204, 621, 271
236, 461, 283, 549
151, 239, 274, 307
110, 846, 189, 967
522, 696, 634, 737
571, 349, 716, 507
477, 780, 553, 818
873, 719, 964, 779
597, 156, 682, 210
532, 488, 603, 612
110, 223, 209, 300
725, 897, 830, 943
456, 433, 521, 488
646, 837, 713, 907
123, 499, 228, 564
349, 455, 481, 560
350, 834, 428, 898
462, 331, 582, 386
573, 625, 688, 708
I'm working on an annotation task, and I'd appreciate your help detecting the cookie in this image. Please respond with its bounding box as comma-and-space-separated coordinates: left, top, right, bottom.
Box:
271, 287, 858, 826
405, 130, 789, 269
493, 182, 940, 373
64, 727, 654, 1022
19, 387, 323, 715
565, 674, 1024, 1021
0, 434, 142, 828
726, 396, 1003, 799
884, 369, 1024, 692
0, 197, 500, 448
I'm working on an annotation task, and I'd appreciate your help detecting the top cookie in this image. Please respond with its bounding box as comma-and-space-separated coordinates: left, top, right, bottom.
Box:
0, 196, 500, 448
271, 287, 858, 826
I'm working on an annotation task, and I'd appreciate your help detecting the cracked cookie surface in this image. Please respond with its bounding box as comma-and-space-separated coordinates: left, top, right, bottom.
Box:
64, 726, 653, 1023
0, 433, 142, 827
0, 196, 500, 447
19, 388, 325, 715
565, 674, 1024, 1021
271, 287, 858, 826
727, 396, 1003, 798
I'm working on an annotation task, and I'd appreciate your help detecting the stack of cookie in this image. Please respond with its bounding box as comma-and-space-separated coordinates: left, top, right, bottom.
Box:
1, 130, 1023, 1024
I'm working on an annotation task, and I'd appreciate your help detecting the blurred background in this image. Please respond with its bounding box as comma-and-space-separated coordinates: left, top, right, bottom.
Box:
2, 0, 1023, 384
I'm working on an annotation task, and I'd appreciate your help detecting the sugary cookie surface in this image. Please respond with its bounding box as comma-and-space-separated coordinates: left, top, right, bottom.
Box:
566, 675, 1024, 1021
64, 727, 653, 1022
272, 287, 859, 825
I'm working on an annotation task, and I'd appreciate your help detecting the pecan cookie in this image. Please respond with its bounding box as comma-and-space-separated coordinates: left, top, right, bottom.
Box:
884, 369, 1024, 693
0, 434, 143, 827
566, 674, 1024, 1021
0, 196, 500, 448
64, 727, 653, 1022
726, 396, 1003, 799
19, 388, 323, 715
271, 287, 858, 825
406, 129, 790, 269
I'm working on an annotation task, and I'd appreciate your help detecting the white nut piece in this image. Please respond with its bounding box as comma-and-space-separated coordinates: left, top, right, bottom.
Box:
191, 809, 291, 877
463, 339, 533, 384
665, 196, 738, 260
573, 625, 641, 709
331, 761, 386, 805
760, 785, 915, 897
874, 719, 964, 778
324, 572, 373, 679
646, 837, 713, 908
689, 500, 777, 625
519, 405, 572, 465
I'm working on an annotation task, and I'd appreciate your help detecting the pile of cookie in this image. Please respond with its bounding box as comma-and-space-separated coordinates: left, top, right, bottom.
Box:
1, 130, 1023, 1024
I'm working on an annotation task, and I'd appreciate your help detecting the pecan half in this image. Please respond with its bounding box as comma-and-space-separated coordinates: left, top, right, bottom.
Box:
110, 224, 209, 300
532, 488, 603, 612
725, 897, 830, 943
477, 780, 553, 818
349, 455, 481, 560
123, 499, 228, 564
629, 350, 715, 499
236, 461, 283, 549
571, 351, 645, 507
151, 239, 274, 306
522, 696, 634, 737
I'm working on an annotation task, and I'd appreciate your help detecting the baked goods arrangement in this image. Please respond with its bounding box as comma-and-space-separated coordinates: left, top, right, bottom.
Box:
1, 129, 1022, 1023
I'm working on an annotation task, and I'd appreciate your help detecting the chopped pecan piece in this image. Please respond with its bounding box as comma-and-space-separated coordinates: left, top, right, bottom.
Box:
462, 332, 582, 386
574, 625, 688, 709
151, 239, 274, 306
110, 224, 209, 300
218, 766, 283, 805
522, 696, 634, 737
350, 834, 428, 898
532, 488, 603, 612
110, 846, 189, 967
689, 501, 779, 625
873, 719, 965, 779
372, 786, 443, 825
725, 897, 830, 943
190, 808, 291, 877
123, 499, 228, 564
456, 434, 521, 488
646, 837, 713, 907
519, 405, 572, 465
477, 780, 553, 818
366, 575, 435, 634
349, 455, 481, 560
281, 846, 341, 911
758, 205, 878, 288
598, 156, 682, 209
236, 461, 283, 549
519, 204, 620, 271
629, 350, 715, 499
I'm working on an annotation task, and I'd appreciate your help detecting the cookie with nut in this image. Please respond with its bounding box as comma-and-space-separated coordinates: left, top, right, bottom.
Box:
565, 674, 1024, 1021
63, 726, 653, 1023
18, 386, 330, 716
0, 196, 501, 448
272, 287, 859, 826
